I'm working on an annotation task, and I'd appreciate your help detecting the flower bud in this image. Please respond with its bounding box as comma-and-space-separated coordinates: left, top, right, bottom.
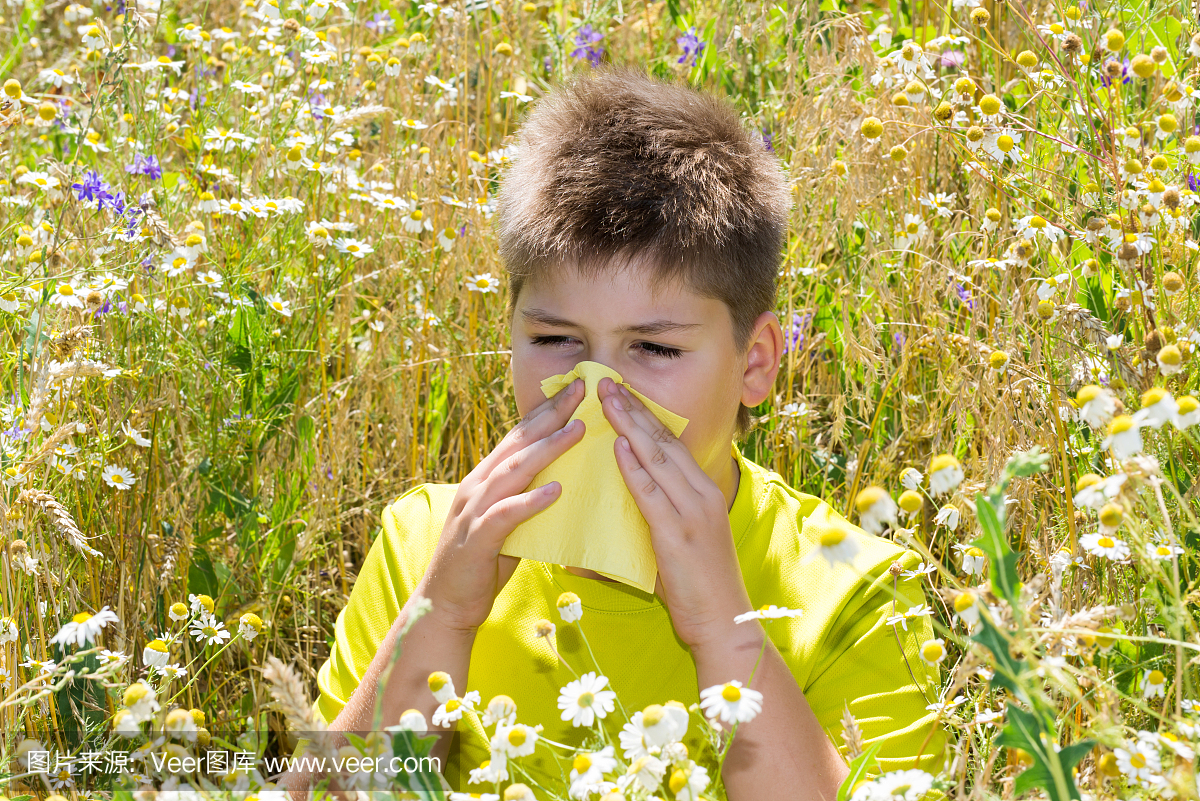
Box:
1130, 54, 1156, 78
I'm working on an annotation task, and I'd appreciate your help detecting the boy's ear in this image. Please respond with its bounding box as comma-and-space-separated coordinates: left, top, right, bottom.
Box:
740, 310, 784, 409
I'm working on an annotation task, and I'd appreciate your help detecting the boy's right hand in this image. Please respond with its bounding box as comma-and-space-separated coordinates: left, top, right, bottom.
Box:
420, 376, 587, 634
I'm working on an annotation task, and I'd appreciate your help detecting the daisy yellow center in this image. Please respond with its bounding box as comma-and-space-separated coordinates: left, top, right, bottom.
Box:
1097, 536, 1115, 548
669, 769, 689, 794
997, 135, 1014, 152
157, 55, 173, 63
922, 642, 944, 660
508, 728, 526, 746
58, 284, 74, 296
429, 673, 448, 693
271, 301, 284, 311
722, 684, 741, 702
475, 278, 490, 288
202, 625, 217, 637
577, 691, 594, 707
966, 547, 984, 557
1149, 669, 1165, 684
1029, 216, 1046, 229
906, 221, 919, 234
1131, 753, 1146, 769
820, 529, 846, 547
1157, 546, 1172, 556
954, 593, 974, 612
445, 698, 461, 712
173, 257, 187, 269
411, 210, 423, 220
348, 244, 361, 252
171, 603, 187, 616
1109, 415, 1134, 434
573, 755, 591, 772
72, 612, 93, 624
642, 705, 665, 726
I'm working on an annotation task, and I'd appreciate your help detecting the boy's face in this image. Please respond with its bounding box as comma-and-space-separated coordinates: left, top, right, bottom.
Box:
509, 259, 782, 481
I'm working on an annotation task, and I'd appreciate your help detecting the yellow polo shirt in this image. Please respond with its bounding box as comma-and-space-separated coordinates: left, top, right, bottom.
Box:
314, 442, 949, 791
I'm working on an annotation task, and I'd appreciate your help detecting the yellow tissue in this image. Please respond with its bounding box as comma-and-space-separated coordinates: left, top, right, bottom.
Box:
500, 360, 690, 595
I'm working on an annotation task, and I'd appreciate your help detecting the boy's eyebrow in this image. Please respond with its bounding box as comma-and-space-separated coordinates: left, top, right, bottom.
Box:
520, 308, 702, 336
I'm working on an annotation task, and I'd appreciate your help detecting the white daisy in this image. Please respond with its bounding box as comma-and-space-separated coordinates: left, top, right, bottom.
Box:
927, 454, 964, 496
1140, 668, 1167, 699
1102, 415, 1142, 460
334, 237, 374, 259
700, 680, 763, 725
465, 273, 501, 294
432, 690, 481, 727
1079, 532, 1130, 561
51, 606, 119, 648
850, 486, 895, 537
189, 615, 232, 647
734, 605, 803, 624
886, 603, 933, 631
557, 671, 617, 727
490, 722, 540, 758
101, 464, 136, 490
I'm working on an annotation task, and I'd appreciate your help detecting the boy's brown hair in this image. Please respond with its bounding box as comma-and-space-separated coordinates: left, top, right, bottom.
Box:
493, 64, 792, 440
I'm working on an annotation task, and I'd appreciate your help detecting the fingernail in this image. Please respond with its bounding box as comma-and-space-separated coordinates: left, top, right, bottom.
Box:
566, 379, 577, 395
542, 482, 557, 496
619, 436, 631, 451
619, 385, 631, 398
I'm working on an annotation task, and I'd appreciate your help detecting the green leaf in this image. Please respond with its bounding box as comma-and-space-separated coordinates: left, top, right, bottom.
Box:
970, 614, 1029, 703
389, 729, 445, 797
995, 703, 1088, 801
973, 495, 1020, 607
836, 742, 883, 801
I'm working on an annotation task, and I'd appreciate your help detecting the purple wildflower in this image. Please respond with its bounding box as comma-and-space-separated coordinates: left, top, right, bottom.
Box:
892, 332, 907, 350
103, 189, 127, 217
1188, 172, 1199, 193
761, 129, 774, 153
570, 24, 605, 66
939, 51, 965, 69
676, 26, 706, 67
1099, 57, 1131, 88
544, 55, 552, 73
124, 154, 163, 180
72, 170, 113, 206
954, 282, 975, 310
782, 312, 814, 354
365, 11, 394, 32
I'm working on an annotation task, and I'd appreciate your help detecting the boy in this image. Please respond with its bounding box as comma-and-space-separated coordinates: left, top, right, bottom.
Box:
293, 65, 948, 799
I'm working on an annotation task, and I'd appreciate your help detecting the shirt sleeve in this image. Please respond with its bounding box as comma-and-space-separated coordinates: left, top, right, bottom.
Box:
314, 484, 435, 725
802, 543, 951, 776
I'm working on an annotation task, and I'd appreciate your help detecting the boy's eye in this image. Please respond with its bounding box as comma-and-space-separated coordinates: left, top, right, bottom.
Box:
635, 341, 683, 359
530, 335, 682, 360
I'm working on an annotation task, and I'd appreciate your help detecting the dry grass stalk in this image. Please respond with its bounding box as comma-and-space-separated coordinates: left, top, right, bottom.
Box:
840, 701, 865, 760
262, 655, 325, 733
20, 422, 84, 469
49, 324, 93, 360
330, 105, 393, 133
15, 489, 101, 557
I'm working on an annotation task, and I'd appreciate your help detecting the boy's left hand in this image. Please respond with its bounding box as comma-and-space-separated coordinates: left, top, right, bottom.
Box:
598, 377, 756, 654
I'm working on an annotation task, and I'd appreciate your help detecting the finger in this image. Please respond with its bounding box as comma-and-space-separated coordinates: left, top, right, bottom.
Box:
613, 430, 684, 523
477, 414, 587, 509
476, 377, 585, 476
600, 378, 708, 490
603, 388, 699, 504
473, 480, 566, 552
